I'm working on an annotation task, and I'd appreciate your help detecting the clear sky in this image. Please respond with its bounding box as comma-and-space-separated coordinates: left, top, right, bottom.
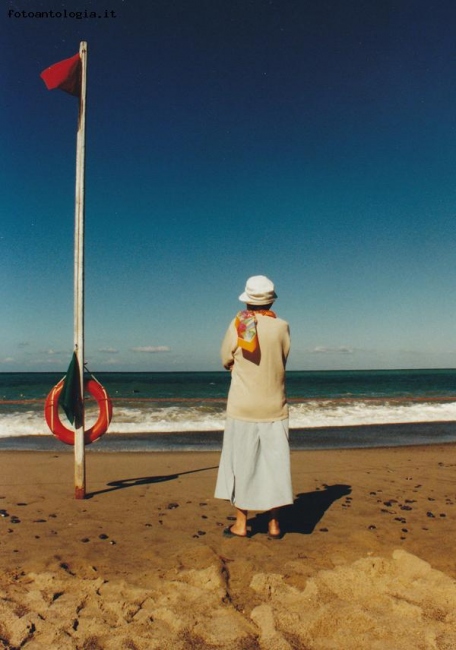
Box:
2, 0, 456, 372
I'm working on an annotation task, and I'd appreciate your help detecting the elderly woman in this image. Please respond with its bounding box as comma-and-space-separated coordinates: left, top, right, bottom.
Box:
214, 275, 293, 539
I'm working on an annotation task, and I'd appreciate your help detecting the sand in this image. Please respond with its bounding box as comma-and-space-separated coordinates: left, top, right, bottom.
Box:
1, 444, 456, 649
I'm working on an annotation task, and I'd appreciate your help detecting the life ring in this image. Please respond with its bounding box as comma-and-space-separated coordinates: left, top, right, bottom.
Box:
44, 377, 113, 445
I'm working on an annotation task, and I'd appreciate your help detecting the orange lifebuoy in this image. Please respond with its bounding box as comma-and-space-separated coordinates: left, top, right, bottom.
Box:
44, 377, 113, 445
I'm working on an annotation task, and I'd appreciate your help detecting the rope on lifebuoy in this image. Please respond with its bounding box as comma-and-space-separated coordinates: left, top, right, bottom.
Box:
44, 376, 113, 445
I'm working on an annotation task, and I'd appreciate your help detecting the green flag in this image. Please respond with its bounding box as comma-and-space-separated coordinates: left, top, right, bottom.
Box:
58, 352, 84, 428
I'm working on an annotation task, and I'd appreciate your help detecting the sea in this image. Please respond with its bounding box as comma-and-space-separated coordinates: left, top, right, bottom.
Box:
1, 369, 456, 452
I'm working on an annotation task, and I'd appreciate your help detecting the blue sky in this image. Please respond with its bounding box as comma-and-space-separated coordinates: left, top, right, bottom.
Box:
2, 0, 456, 372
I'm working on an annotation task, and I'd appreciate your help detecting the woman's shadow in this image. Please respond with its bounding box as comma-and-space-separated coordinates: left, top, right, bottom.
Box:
249, 484, 352, 536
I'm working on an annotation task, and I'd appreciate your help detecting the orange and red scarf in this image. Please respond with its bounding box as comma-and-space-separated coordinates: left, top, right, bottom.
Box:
235, 310, 276, 352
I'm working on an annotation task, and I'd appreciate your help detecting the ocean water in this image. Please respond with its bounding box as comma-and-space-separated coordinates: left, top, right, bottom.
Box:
1, 369, 456, 451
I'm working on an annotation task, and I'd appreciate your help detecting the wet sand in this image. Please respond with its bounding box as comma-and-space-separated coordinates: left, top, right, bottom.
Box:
1, 445, 456, 648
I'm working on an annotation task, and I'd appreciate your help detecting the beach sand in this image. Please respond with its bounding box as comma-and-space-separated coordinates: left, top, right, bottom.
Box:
1, 444, 456, 649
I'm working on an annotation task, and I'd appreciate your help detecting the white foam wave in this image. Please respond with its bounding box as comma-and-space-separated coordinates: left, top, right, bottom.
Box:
1, 400, 456, 438
289, 400, 456, 428
109, 405, 226, 433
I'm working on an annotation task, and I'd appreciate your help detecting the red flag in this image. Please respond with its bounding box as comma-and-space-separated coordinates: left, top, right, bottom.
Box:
40, 53, 81, 96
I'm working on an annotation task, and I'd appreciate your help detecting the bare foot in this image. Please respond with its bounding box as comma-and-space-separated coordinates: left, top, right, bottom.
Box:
224, 524, 248, 538
268, 519, 281, 537
268, 508, 282, 537
224, 508, 248, 537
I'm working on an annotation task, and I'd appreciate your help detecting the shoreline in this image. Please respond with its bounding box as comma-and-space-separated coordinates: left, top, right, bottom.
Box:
1, 419, 456, 452
1, 444, 456, 647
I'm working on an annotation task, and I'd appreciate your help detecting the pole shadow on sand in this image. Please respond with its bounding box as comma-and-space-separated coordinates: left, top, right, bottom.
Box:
86, 466, 219, 499
249, 484, 352, 536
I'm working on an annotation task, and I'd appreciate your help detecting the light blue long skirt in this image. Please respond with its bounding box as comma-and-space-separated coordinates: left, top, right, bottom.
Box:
214, 417, 293, 511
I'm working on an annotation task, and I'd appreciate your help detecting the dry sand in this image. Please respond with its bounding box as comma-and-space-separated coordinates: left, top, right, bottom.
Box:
1, 444, 456, 649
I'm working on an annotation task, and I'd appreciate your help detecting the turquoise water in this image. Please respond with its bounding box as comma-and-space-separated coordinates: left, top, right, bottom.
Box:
3, 368, 456, 401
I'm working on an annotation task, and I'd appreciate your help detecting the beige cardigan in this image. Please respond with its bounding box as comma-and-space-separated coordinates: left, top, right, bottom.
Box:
221, 313, 290, 422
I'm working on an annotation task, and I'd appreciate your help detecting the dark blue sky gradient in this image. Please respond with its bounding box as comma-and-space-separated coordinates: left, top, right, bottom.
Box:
2, 0, 456, 371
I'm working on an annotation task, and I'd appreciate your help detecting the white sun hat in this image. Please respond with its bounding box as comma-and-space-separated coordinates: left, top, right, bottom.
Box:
239, 275, 277, 305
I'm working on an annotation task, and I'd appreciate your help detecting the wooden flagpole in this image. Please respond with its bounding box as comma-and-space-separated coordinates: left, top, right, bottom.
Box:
74, 41, 88, 499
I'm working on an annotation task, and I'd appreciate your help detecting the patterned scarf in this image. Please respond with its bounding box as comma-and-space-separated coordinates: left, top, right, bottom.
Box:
235, 310, 276, 352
